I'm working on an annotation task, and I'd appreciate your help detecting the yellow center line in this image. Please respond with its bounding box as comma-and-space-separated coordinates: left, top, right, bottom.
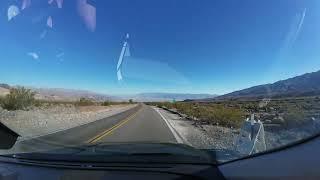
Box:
86, 108, 142, 144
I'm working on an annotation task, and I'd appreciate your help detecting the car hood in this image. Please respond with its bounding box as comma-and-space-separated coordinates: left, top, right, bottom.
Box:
2, 143, 218, 164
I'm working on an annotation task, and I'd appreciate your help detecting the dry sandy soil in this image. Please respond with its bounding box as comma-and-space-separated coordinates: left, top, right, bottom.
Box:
0, 87, 9, 96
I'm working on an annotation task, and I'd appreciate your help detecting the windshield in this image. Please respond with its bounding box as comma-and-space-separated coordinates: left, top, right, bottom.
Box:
0, 0, 320, 164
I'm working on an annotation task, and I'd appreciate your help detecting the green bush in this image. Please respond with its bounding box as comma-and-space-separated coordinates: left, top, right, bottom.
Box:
0, 96, 4, 107
76, 97, 95, 106
283, 106, 306, 127
1, 87, 35, 110
210, 106, 244, 127
101, 101, 111, 106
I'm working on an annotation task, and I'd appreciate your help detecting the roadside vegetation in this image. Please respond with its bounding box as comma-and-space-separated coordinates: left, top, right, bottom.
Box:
149, 102, 245, 128
0, 87, 35, 110
0, 87, 135, 111
148, 96, 320, 129
101, 100, 134, 106
76, 97, 96, 106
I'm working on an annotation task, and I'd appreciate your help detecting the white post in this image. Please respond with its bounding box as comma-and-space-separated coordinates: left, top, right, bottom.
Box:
234, 114, 266, 155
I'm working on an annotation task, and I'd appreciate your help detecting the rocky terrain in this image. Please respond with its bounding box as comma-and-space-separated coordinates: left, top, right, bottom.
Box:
157, 106, 320, 158
156, 106, 239, 150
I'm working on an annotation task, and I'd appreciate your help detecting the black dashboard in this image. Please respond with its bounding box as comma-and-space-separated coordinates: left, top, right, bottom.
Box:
0, 159, 225, 180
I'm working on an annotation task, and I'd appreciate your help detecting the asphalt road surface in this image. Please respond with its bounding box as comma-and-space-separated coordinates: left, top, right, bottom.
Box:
6, 104, 178, 153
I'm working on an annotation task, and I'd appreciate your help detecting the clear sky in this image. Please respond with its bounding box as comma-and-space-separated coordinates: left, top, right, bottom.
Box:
0, 0, 320, 95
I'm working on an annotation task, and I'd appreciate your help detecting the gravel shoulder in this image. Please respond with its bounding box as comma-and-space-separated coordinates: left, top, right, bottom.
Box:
0, 104, 137, 139
154, 107, 239, 150
264, 121, 320, 149
154, 106, 320, 152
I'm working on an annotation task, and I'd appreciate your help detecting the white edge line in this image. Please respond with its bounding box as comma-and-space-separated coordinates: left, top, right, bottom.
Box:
153, 107, 189, 145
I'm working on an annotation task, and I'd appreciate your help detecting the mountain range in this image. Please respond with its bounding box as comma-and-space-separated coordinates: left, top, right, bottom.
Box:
0, 84, 216, 102
131, 93, 217, 102
210, 70, 320, 100
2, 70, 319, 102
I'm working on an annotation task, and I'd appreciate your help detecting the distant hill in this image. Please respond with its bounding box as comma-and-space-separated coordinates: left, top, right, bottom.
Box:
132, 93, 218, 102
0, 83, 121, 101
31, 88, 120, 102
213, 70, 320, 100
0, 83, 216, 102
0, 83, 10, 89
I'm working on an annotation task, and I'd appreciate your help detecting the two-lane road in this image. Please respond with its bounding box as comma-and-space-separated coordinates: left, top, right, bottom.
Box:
91, 104, 177, 143
6, 104, 178, 153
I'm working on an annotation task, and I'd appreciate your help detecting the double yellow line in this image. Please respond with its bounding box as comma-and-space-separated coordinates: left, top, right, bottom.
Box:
86, 108, 142, 144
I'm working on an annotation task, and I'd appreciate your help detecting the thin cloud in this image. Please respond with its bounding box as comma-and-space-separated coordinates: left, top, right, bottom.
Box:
27, 52, 39, 60
282, 8, 306, 52
56, 52, 64, 62
40, 30, 47, 39
291, 8, 306, 46
265, 8, 307, 91
56, 52, 64, 58
122, 57, 190, 85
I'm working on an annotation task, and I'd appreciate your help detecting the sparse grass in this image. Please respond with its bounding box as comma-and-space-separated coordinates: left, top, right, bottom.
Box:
150, 102, 245, 128
0, 88, 136, 111
101, 101, 111, 106
0, 96, 4, 107
33, 99, 77, 108
34, 99, 134, 108
1, 87, 35, 110
101, 101, 134, 106
282, 106, 307, 127
76, 97, 95, 106
207, 105, 244, 128
149, 97, 320, 129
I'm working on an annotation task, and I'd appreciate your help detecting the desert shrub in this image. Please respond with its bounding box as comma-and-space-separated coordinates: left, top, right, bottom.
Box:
100, 101, 134, 106
0, 96, 4, 108
1, 87, 35, 110
210, 106, 244, 128
101, 101, 111, 106
33, 100, 76, 108
76, 97, 95, 106
283, 106, 306, 127
33, 100, 43, 107
152, 102, 244, 128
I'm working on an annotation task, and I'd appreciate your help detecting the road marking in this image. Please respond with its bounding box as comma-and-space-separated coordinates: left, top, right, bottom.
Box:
153, 107, 186, 144
87, 108, 142, 144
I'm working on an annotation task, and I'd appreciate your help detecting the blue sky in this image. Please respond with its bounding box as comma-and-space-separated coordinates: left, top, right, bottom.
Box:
0, 0, 320, 95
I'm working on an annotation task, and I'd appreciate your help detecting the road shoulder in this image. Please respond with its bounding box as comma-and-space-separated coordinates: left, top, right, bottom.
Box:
152, 106, 238, 150
152, 106, 190, 145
